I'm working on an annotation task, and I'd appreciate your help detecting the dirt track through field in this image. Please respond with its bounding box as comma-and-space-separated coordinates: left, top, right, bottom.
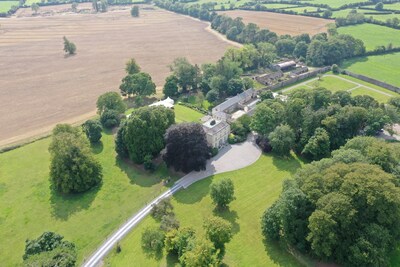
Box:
218, 10, 333, 35
0, 5, 235, 147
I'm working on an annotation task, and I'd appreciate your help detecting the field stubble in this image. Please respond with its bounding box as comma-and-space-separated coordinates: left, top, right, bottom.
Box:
218, 10, 333, 35
0, 5, 234, 147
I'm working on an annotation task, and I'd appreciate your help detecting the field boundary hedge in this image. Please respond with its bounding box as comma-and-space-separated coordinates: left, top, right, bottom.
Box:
342, 70, 400, 93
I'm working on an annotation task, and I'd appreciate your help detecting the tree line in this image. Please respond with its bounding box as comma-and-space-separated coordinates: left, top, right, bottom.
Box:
154, 0, 367, 67
336, 8, 400, 30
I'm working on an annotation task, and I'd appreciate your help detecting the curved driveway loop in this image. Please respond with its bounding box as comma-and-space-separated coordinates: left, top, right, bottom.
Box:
82, 137, 261, 267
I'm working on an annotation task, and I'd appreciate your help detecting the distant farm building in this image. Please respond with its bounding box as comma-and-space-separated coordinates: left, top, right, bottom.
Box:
272, 60, 297, 71
255, 71, 283, 85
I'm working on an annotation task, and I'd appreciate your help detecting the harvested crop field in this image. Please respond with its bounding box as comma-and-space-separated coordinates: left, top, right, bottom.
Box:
0, 5, 236, 147
218, 10, 333, 35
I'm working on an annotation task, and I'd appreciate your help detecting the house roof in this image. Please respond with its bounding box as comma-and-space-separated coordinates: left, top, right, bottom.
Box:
203, 119, 229, 135
275, 61, 296, 69
212, 88, 255, 113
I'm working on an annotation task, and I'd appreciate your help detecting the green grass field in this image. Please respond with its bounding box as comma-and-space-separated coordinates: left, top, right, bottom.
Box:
174, 104, 204, 123
284, 6, 324, 13
341, 52, 400, 87
366, 2, 400, 11
0, 104, 204, 266
105, 153, 310, 266
332, 8, 383, 18
299, 0, 362, 8
187, 0, 252, 9
367, 13, 400, 22
337, 24, 400, 51
0, 132, 176, 266
0, 0, 19, 12
262, 3, 299, 9
282, 74, 398, 103
126, 103, 204, 123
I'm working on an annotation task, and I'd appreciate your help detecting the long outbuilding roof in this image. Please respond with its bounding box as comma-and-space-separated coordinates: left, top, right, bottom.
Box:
212, 88, 255, 113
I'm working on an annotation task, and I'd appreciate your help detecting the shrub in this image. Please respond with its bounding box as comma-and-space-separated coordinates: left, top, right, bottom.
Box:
143, 154, 155, 171
63, 36, 76, 55
131, 5, 139, 17
141, 227, 165, 255
332, 64, 339, 74
82, 119, 102, 143
100, 109, 120, 129
151, 198, 174, 221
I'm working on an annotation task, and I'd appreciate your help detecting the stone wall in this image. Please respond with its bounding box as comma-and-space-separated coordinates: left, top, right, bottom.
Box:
342, 70, 400, 94
262, 66, 331, 91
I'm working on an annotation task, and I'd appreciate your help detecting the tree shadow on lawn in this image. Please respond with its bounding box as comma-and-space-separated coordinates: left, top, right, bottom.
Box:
173, 177, 213, 204
90, 141, 103, 154
263, 238, 306, 267
271, 153, 304, 175
213, 208, 240, 235
116, 157, 161, 187
50, 184, 100, 221
166, 253, 179, 267
142, 246, 164, 261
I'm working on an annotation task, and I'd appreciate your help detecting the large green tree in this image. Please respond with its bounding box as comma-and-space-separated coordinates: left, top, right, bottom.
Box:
302, 127, 330, 160
96, 91, 126, 115
268, 124, 295, 156
163, 123, 210, 173
170, 57, 200, 92
163, 75, 179, 97
210, 178, 235, 209
121, 106, 174, 163
251, 101, 284, 136
82, 119, 102, 143
180, 238, 220, 267
120, 72, 156, 97
203, 216, 232, 250
23, 232, 77, 266
141, 227, 165, 255
262, 138, 400, 266
49, 124, 102, 194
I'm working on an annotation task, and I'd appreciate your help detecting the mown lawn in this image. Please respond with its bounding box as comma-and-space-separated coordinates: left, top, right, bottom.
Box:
174, 104, 204, 123
0, 130, 176, 266
308, 76, 357, 92
281, 73, 398, 103
341, 52, 400, 87
105, 153, 310, 266
337, 24, 400, 51
125, 104, 204, 123
300, 0, 362, 8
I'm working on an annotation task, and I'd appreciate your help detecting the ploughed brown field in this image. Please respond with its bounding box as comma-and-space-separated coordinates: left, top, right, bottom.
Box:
0, 5, 235, 147
218, 10, 333, 35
